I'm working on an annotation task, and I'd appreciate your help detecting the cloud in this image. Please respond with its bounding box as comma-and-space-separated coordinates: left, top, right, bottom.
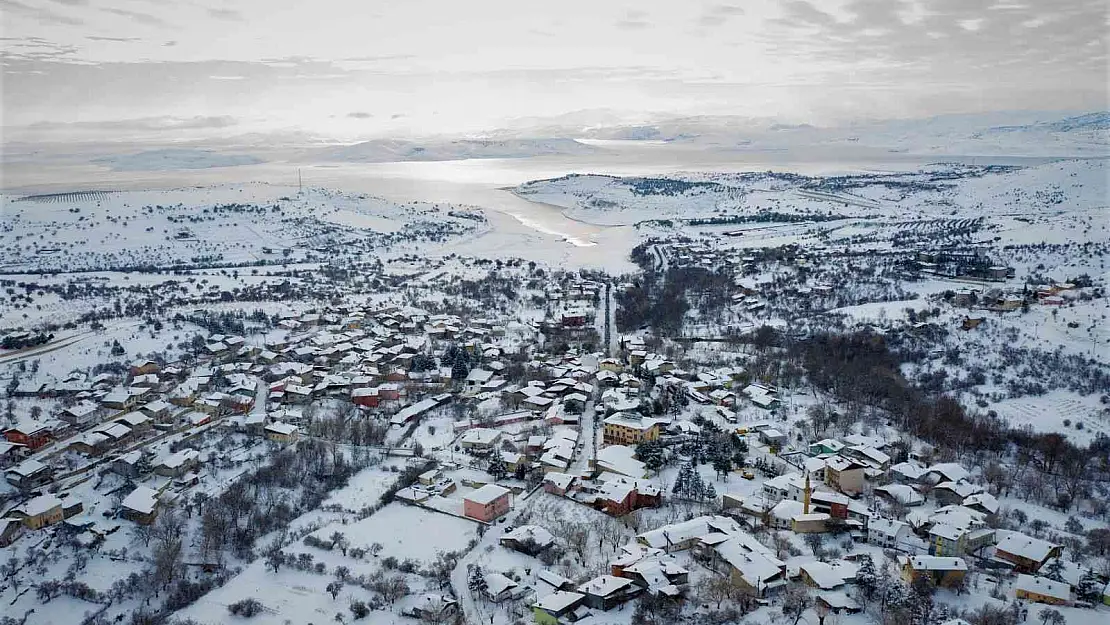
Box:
697, 4, 745, 28
208, 8, 244, 21
615, 9, 651, 30
763, 0, 1108, 88
100, 7, 168, 27
0, 0, 84, 26
86, 36, 141, 43
348, 112, 373, 119
1, 36, 80, 61
28, 115, 239, 131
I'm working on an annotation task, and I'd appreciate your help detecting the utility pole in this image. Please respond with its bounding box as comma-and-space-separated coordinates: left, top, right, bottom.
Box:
298, 168, 303, 195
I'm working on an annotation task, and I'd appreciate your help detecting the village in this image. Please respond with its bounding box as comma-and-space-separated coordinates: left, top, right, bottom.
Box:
0, 255, 1107, 625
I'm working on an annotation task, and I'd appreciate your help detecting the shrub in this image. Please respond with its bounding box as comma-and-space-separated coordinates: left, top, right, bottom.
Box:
228, 597, 264, 618
349, 599, 370, 619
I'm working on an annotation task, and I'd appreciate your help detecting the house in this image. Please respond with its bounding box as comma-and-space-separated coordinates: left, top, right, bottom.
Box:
925, 463, 970, 484
843, 444, 891, 471
351, 387, 380, 408
532, 590, 585, 625
500, 525, 555, 555
139, 399, 172, 421
5, 458, 52, 489
824, 456, 866, 496
112, 451, 146, 479
155, 448, 201, 478
995, 533, 1062, 573
1014, 575, 1071, 606
465, 368, 495, 392
463, 484, 511, 522
3, 421, 52, 450
792, 513, 830, 534
0, 517, 25, 547
799, 561, 857, 590
389, 396, 443, 427
484, 572, 519, 603
875, 484, 925, 507
265, 422, 299, 444
61, 400, 102, 427
460, 428, 502, 453
0, 441, 27, 468
638, 515, 743, 553
759, 428, 787, 448
809, 439, 845, 456
120, 486, 160, 524
115, 412, 152, 433
593, 445, 647, 479
933, 481, 984, 506
130, 359, 161, 376
400, 595, 458, 621
602, 414, 660, 446
8, 493, 64, 530
868, 518, 915, 552
930, 523, 995, 558
594, 475, 661, 516
543, 472, 577, 496
816, 591, 862, 615
900, 555, 967, 588
712, 534, 787, 596
576, 575, 640, 610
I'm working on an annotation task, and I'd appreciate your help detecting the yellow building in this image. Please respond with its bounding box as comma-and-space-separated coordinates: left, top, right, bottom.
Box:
265, 422, 299, 444
602, 415, 660, 446
900, 555, 967, 589
1014, 575, 1071, 606
13, 494, 64, 530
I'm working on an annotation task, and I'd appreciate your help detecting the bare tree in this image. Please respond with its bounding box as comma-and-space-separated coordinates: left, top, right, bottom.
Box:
781, 584, 812, 625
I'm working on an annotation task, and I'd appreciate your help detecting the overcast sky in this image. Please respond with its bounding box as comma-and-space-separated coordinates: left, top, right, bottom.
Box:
2, 0, 1107, 142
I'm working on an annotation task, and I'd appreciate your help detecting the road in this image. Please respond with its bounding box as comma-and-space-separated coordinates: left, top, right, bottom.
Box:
648, 243, 669, 273
0, 321, 141, 367
449, 487, 545, 625
604, 281, 618, 357
251, 377, 268, 416
570, 399, 598, 475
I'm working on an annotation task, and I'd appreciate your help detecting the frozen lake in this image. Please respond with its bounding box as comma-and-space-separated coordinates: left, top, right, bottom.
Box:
0, 144, 1074, 246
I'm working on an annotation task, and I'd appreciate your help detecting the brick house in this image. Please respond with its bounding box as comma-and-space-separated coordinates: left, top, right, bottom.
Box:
463, 484, 510, 522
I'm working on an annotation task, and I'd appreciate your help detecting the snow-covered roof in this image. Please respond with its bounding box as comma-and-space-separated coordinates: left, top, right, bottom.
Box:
869, 518, 910, 539
927, 462, 970, 482
121, 486, 159, 515
265, 422, 298, 436
461, 428, 501, 446
390, 397, 442, 426
902, 555, 967, 572
577, 575, 633, 597
543, 472, 576, 490
595, 445, 646, 478
996, 532, 1059, 563
1015, 574, 1069, 601
16, 493, 63, 517
484, 572, 517, 597
6, 458, 48, 477
465, 484, 510, 506
533, 590, 584, 613
800, 561, 854, 589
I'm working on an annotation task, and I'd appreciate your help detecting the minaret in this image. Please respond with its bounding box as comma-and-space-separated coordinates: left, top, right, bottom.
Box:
803, 472, 812, 515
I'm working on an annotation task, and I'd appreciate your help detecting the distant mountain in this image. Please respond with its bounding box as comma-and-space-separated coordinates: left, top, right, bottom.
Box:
92, 148, 265, 172
1040, 112, 1110, 132
317, 138, 599, 163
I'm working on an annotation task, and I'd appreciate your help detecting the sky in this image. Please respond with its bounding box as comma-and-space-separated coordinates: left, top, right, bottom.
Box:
1, 0, 1107, 143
